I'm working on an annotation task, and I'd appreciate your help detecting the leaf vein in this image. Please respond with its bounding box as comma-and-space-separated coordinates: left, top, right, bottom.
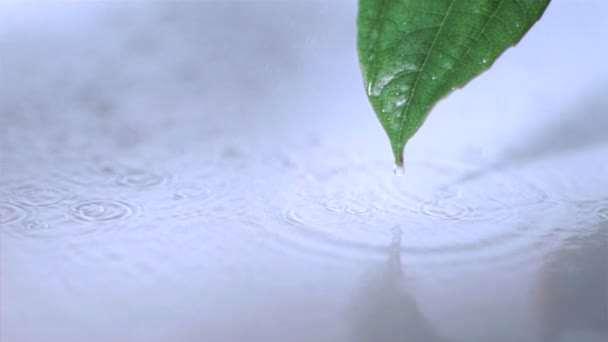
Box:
397, 0, 456, 143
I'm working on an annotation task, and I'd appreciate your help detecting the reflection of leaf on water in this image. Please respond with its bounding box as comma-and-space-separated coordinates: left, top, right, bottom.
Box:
357, 0, 550, 166
351, 227, 446, 342
534, 224, 608, 341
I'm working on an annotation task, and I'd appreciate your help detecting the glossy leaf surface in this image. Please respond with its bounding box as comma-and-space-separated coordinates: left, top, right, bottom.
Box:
358, 0, 550, 166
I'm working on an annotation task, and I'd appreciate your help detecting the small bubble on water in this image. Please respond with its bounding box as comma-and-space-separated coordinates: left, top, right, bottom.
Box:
393, 164, 405, 176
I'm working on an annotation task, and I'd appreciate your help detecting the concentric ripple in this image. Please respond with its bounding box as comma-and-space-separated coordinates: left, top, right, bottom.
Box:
596, 205, 608, 221
10, 184, 73, 207
51, 162, 131, 187
0, 202, 27, 226
282, 204, 344, 227
116, 170, 169, 188
271, 191, 388, 263
420, 200, 472, 221
265, 159, 557, 266
53, 162, 170, 191
172, 184, 215, 200
574, 200, 608, 222
479, 173, 548, 207
24, 220, 50, 231
281, 193, 383, 228
70, 200, 136, 223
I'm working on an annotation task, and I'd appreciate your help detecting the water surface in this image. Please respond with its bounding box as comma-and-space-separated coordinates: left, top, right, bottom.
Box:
1, 1, 607, 341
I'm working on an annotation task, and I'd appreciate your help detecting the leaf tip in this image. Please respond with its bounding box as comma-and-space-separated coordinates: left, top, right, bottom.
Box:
391, 140, 405, 169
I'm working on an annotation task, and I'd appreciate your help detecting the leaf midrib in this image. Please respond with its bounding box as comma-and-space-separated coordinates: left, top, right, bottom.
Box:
397, 0, 456, 145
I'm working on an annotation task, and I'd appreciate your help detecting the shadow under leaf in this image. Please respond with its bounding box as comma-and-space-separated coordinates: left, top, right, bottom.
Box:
455, 86, 608, 184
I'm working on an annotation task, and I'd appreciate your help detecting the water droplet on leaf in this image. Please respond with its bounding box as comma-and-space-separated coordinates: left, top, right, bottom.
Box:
393, 164, 404, 176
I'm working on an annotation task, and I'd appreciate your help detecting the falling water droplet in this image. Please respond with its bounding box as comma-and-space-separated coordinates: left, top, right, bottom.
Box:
393, 164, 404, 176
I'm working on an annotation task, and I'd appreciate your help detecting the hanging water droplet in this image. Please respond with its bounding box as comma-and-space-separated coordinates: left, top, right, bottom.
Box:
393, 164, 404, 176
431, 75, 437, 81
482, 58, 487, 64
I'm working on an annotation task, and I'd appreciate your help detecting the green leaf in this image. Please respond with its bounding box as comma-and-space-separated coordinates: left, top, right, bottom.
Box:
357, 0, 550, 167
